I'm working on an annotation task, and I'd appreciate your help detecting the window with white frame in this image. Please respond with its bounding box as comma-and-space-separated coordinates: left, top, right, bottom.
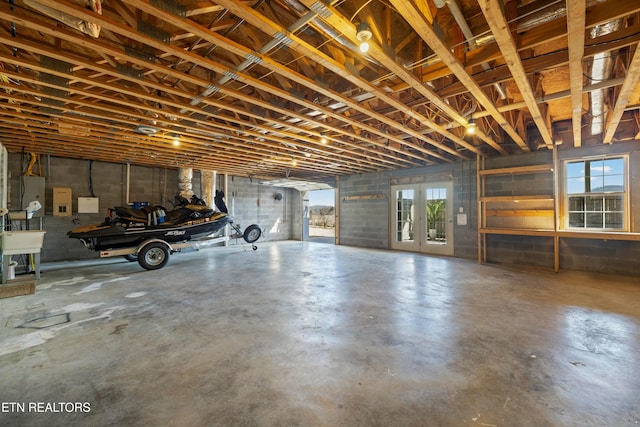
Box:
564, 156, 626, 230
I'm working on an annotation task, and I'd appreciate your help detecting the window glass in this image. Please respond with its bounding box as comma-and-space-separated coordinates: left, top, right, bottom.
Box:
604, 196, 623, 211
568, 213, 584, 227
603, 158, 624, 175
586, 213, 603, 228
568, 197, 584, 211
603, 174, 624, 191
585, 196, 602, 211
605, 213, 623, 228
565, 157, 626, 230
567, 177, 584, 194
566, 161, 584, 178
589, 175, 604, 192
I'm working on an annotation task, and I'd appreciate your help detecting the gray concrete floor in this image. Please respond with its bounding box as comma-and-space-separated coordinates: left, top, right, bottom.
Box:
0, 241, 639, 426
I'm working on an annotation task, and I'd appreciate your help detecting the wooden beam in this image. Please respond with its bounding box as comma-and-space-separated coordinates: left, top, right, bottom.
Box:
186, 2, 224, 17
194, 0, 464, 160
342, 194, 386, 201
389, 0, 528, 152
280, 0, 488, 155
418, 1, 640, 87
118, 0, 452, 162
567, 0, 586, 147
437, 23, 640, 99
0, 3, 425, 170
478, 0, 554, 148
603, 42, 640, 143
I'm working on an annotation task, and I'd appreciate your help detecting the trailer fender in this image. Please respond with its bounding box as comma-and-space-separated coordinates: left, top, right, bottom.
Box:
136, 239, 174, 254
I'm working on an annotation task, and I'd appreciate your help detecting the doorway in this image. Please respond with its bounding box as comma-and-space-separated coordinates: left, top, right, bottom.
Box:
306, 189, 335, 244
390, 181, 454, 255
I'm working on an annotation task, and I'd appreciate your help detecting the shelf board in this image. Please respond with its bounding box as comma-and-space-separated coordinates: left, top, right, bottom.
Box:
486, 209, 554, 217
480, 228, 556, 236
479, 164, 553, 176
480, 195, 554, 202
480, 228, 640, 241
557, 231, 640, 241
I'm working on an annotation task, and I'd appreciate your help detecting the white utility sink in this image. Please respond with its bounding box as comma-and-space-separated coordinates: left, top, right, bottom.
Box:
1, 231, 46, 255
1, 231, 46, 285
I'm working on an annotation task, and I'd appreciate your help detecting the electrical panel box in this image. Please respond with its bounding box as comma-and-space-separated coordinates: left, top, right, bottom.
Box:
78, 197, 99, 214
53, 187, 72, 216
20, 176, 45, 218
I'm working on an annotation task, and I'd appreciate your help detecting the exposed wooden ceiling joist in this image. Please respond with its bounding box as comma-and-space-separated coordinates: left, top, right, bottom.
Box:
0, 0, 636, 180
603, 42, 640, 144
478, 0, 554, 149
567, 0, 586, 147
389, 0, 528, 152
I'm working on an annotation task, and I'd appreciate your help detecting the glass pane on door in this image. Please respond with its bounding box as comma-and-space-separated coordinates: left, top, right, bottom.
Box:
425, 187, 447, 245
395, 189, 414, 242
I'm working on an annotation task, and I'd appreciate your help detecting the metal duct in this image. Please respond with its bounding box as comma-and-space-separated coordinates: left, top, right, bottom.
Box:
180, 0, 266, 112
516, 3, 567, 33
446, 0, 507, 99
589, 21, 620, 135
279, 0, 363, 55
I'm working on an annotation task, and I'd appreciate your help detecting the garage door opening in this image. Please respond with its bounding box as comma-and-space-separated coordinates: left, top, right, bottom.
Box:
306, 189, 335, 244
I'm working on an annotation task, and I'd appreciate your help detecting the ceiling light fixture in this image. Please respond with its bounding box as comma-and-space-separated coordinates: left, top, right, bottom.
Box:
134, 125, 159, 135
320, 131, 328, 144
356, 22, 372, 53
172, 133, 180, 146
466, 117, 477, 135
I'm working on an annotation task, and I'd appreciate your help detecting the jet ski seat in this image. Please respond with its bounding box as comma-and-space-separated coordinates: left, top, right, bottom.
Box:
112, 206, 148, 221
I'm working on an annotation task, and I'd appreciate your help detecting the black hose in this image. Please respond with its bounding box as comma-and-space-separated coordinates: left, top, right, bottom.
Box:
88, 160, 96, 197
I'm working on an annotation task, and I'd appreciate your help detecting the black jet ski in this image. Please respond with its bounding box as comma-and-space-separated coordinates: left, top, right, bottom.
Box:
68, 192, 261, 251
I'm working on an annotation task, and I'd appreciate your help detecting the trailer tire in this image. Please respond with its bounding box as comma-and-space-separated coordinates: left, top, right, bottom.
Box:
243, 224, 262, 243
123, 254, 138, 262
138, 242, 170, 270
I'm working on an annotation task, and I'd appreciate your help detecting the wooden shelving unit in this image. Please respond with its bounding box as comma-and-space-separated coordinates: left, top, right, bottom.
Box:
477, 154, 559, 270
477, 151, 640, 272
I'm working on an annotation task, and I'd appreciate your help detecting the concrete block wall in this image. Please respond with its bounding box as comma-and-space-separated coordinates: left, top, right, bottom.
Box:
337, 144, 640, 276
225, 176, 298, 242
483, 151, 555, 232
451, 160, 478, 259
559, 238, 640, 276
388, 162, 478, 257
482, 145, 640, 274
483, 151, 553, 196
337, 162, 478, 258
6, 155, 296, 264
7, 155, 180, 262
338, 172, 391, 248
484, 234, 556, 268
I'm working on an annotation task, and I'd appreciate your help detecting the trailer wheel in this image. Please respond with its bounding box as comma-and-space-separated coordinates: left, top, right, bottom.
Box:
243, 224, 262, 243
138, 242, 170, 270
123, 254, 138, 262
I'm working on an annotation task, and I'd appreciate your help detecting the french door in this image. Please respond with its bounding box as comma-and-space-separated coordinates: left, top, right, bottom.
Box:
391, 181, 454, 255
